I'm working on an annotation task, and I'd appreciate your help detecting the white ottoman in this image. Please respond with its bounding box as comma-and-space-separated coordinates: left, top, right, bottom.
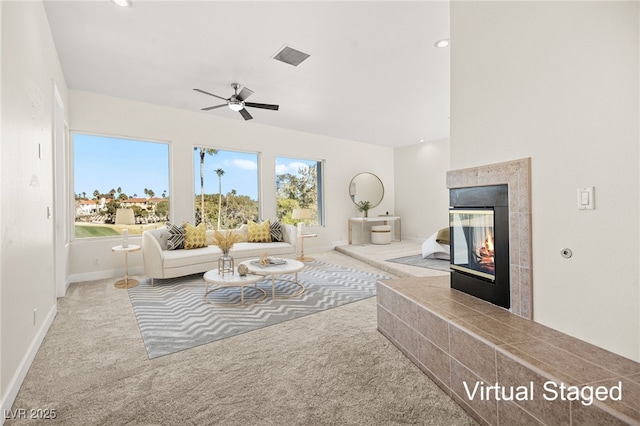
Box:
371, 225, 392, 245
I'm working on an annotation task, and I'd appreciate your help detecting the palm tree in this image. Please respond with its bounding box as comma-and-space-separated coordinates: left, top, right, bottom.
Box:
215, 168, 225, 230
194, 147, 218, 225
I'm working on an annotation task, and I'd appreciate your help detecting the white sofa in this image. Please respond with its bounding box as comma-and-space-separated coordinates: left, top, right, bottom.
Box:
142, 223, 297, 285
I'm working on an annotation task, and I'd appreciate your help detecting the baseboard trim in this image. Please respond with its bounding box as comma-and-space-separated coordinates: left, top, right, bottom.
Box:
67, 266, 145, 285
1, 304, 57, 425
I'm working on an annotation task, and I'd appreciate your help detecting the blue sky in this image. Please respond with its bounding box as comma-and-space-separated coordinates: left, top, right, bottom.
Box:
74, 134, 170, 198
194, 149, 259, 199
74, 134, 316, 201
194, 151, 317, 200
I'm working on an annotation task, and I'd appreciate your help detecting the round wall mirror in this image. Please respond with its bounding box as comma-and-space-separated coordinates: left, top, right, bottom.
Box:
349, 172, 384, 208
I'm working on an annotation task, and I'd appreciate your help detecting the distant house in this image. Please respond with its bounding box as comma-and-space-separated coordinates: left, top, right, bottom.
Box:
119, 197, 166, 210
76, 197, 109, 215
75, 196, 167, 218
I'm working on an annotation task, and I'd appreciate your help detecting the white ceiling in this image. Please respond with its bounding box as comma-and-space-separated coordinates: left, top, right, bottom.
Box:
43, 1, 450, 148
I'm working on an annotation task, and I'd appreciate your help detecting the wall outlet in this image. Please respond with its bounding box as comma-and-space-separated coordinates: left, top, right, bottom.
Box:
93, 258, 99, 267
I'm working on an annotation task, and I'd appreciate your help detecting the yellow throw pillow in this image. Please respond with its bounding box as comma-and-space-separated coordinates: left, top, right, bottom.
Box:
247, 220, 272, 243
183, 222, 207, 249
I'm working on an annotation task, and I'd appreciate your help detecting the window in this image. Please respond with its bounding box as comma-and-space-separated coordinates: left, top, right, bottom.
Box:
275, 156, 324, 226
193, 148, 259, 229
73, 133, 170, 238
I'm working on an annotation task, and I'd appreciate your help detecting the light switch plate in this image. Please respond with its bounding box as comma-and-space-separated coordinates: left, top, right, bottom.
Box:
577, 187, 594, 210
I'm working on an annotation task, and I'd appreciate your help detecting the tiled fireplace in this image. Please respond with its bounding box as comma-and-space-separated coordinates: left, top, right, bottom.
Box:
446, 158, 532, 320
377, 158, 640, 425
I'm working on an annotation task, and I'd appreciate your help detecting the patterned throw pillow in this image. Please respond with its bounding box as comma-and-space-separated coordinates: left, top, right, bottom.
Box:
166, 223, 185, 250
247, 220, 272, 243
183, 222, 207, 249
270, 219, 284, 242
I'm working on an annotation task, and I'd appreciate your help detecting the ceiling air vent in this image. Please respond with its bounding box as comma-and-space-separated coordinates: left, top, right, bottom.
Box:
272, 45, 310, 67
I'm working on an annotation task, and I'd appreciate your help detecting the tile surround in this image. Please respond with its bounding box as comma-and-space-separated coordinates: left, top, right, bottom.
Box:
377, 278, 640, 426
447, 158, 533, 320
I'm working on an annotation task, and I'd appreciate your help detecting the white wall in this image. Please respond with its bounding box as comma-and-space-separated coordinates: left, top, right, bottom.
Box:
450, 1, 639, 361
394, 138, 450, 240
1, 1, 67, 415
67, 90, 395, 280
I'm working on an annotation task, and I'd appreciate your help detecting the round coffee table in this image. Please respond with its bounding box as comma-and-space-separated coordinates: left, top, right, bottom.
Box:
238, 258, 305, 299
203, 270, 266, 307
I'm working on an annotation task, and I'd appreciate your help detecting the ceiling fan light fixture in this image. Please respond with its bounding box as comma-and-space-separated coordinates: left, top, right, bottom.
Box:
228, 101, 244, 112
111, 0, 133, 7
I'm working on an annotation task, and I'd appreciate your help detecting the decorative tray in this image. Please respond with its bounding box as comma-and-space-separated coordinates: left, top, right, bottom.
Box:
250, 258, 287, 267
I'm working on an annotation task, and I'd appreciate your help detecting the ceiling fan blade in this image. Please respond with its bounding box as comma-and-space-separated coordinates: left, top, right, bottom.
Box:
193, 88, 228, 101
201, 104, 227, 111
244, 102, 279, 111
236, 87, 254, 102
239, 108, 253, 121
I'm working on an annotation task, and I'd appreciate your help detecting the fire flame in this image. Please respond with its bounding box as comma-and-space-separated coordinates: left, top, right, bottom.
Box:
485, 233, 494, 253
477, 232, 495, 265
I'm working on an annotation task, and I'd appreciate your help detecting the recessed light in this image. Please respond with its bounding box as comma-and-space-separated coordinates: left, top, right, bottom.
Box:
112, 0, 132, 7
419, 139, 425, 143
434, 39, 450, 48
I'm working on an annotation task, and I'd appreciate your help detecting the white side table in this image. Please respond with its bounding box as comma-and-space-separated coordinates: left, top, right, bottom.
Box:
297, 233, 317, 262
111, 244, 141, 289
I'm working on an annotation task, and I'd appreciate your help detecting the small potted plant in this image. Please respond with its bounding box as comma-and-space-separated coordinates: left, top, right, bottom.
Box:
212, 230, 242, 256
212, 230, 242, 276
356, 200, 372, 217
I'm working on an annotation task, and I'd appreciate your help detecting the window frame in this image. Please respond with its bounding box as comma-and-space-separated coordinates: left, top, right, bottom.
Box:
71, 131, 171, 241
274, 155, 325, 227
192, 145, 262, 229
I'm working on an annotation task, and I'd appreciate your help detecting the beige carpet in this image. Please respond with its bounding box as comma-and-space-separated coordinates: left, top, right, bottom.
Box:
7, 249, 475, 425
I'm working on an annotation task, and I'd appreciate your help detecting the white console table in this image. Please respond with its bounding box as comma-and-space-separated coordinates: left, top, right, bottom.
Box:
348, 216, 401, 245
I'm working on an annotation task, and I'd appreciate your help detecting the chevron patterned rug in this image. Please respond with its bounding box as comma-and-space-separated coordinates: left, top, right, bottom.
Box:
128, 260, 387, 359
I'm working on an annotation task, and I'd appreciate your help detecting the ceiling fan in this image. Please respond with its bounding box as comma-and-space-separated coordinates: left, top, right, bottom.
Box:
194, 83, 279, 121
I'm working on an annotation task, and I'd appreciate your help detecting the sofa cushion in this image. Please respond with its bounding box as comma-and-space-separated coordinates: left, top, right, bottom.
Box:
183, 222, 207, 249
148, 227, 169, 251
248, 220, 272, 243
205, 230, 215, 246
230, 242, 293, 259
163, 245, 222, 269
237, 224, 249, 242
167, 223, 185, 250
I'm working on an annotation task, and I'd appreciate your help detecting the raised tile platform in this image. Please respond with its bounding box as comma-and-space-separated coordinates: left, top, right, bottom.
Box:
377, 277, 640, 426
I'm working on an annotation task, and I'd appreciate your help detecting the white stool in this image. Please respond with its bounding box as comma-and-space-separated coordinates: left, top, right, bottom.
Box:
371, 225, 392, 244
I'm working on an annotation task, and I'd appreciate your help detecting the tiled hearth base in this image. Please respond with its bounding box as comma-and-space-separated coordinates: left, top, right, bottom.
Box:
377, 277, 640, 426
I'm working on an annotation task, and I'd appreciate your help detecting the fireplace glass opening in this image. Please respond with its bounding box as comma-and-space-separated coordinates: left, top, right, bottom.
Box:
450, 208, 495, 281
